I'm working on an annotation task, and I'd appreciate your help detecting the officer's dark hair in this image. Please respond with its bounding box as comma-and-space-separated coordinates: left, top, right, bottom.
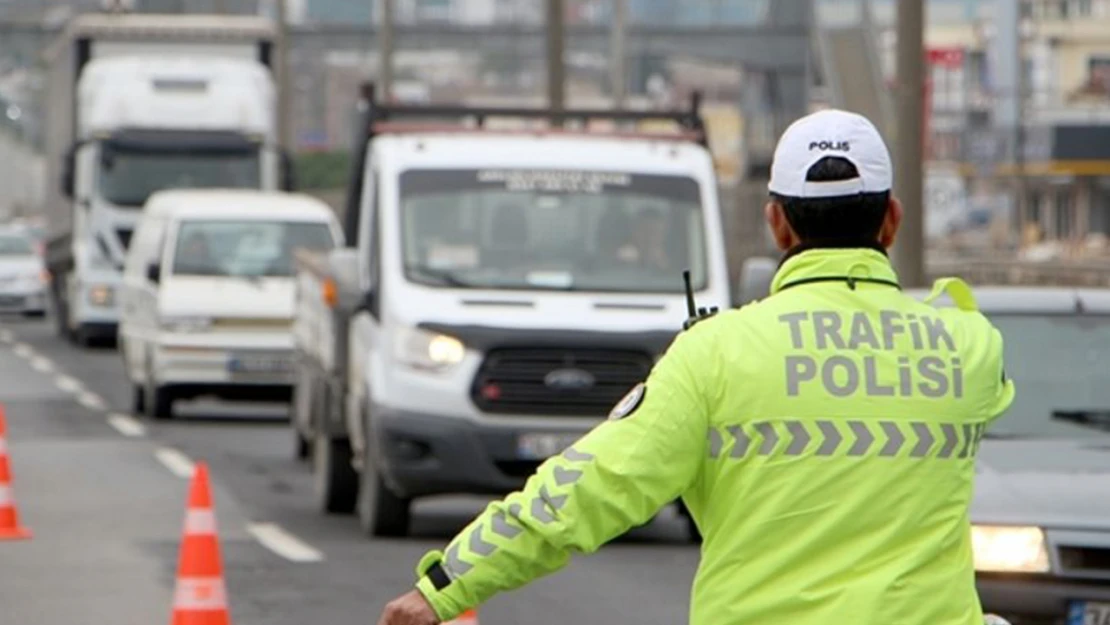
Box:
770, 156, 891, 244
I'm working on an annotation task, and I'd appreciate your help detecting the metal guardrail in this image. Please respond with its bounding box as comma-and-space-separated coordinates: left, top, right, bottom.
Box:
926, 260, 1110, 288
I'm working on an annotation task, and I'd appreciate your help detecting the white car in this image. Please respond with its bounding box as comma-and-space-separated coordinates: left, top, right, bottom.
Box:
119, 189, 343, 419
0, 228, 48, 318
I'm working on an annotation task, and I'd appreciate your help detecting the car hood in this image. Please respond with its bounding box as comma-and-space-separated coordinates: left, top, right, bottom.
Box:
158, 276, 296, 319
0, 256, 43, 278
972, 438, 1110, 530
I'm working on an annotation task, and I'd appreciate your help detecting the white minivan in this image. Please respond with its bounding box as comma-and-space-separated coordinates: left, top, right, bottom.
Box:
120, 189, 343, 419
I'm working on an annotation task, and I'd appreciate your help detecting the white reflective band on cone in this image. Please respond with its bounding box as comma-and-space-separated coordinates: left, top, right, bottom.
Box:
173, 577, 228, 610
183, 509, 217, 535
0, 437, 7, 455
0, 485, 11, 506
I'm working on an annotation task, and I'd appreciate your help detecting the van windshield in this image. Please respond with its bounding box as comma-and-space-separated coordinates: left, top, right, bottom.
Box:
170, 220, 334, 278
399, 169, 708, 293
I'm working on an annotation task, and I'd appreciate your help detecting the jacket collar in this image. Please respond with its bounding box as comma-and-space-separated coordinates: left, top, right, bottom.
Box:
770, 246, 901, 295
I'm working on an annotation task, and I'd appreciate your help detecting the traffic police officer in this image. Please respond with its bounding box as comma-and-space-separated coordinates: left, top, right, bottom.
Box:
376, 109, 1016, 625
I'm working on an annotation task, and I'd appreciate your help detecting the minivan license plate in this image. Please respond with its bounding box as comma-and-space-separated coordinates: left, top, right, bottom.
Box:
228, 356, 291, 374
517, 433, 580, 460
1068, 601, 1110, 625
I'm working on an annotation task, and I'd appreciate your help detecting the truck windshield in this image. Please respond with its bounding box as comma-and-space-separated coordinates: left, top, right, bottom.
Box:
170, 220, 334, 279
981, 312, 1110, 439
399, 169, 708, 293
97, 147, 261, 208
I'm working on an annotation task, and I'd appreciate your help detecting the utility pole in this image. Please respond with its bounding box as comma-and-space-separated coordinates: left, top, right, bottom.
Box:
379, 0, 395, 102
892, 0, 927, 288
275, 0, 292, 152
546, 0, 566, 124
610, 0, 627, 109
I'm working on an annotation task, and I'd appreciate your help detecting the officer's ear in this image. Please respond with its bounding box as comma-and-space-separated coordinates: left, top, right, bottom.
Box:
878, 196, 904, 249
764, 200, 798, 251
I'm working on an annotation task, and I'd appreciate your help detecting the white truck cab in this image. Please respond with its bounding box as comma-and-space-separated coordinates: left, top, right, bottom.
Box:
43, 14, 290, 347
120, 190, 341, 419
292, 85, 731, 538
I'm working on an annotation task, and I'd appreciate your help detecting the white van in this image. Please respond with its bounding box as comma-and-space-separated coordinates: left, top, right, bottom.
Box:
120, 189, 343, 419
293, 90, 735, 538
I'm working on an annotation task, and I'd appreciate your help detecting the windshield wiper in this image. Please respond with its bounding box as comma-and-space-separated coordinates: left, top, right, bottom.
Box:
405, 264, 475, 288
1052, 410, 1110, 432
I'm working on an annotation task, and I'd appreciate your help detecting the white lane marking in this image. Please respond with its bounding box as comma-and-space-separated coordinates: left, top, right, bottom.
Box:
78, 392, 107, 412
246, 523, 325, 563
108, 413, 146, 438
54, 374, 84, 394
0, 329, 12, 343
154, 447, 196, 479
13, 343, 32, 358
30, 356, 54, 373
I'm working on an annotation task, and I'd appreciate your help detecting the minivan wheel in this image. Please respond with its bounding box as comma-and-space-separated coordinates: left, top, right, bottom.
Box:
132, 384, 145, 414
313, 434, 358, 514
144, 383, 173, 420
357, 442, 411, 538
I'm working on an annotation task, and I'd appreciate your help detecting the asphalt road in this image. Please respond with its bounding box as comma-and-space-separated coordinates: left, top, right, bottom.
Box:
0, 316, 698, 625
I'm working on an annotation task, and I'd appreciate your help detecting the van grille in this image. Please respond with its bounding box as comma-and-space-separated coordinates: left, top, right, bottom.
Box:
471, 348, 652, 416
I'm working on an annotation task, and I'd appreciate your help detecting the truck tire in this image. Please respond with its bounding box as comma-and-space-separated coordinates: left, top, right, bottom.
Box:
313, 434, 358, 514
676, 500, 702, 544
357, 442, 411, 538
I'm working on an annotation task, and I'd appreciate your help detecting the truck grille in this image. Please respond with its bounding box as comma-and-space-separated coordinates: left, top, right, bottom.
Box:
471, 348, 653, 416
1058, 546, 1110, 575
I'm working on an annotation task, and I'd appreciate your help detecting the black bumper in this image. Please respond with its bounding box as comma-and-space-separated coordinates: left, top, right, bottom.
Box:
369, 405, 592, 499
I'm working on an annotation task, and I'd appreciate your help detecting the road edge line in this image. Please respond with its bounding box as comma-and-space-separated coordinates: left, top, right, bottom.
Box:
154, 447, 195, 478
108, 413, 146, 438
245, 522, 325, 563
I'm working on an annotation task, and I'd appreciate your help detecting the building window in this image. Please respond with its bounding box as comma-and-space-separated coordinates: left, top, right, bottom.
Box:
1055, 188, 1073, 239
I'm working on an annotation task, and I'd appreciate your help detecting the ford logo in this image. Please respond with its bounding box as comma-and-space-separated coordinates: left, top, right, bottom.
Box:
544, 368, 596, 391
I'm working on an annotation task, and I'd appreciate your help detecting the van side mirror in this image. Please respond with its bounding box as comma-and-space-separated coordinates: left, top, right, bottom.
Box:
280, 151, 297, 192
735, 256, 777, 306
146, 263, 161, 284
61, 149, 76, 198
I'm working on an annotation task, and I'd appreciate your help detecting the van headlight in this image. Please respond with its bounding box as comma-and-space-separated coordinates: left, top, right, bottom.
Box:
161, 316, 212, 333
394, 326, 466, 371
87, 284, 114, 307
971, 525, 1051, 573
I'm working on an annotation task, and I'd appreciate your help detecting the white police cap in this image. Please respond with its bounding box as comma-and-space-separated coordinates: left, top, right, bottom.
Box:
767, 109, 893, 199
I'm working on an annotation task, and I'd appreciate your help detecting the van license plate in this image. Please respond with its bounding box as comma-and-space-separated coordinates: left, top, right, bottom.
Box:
228, 356, 292, 374
517, 433, 581, 460
1068, 601, 1110, 625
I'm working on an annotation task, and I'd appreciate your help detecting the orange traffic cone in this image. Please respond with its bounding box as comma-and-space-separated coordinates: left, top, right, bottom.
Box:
0, 406, 31, 541
170, 463, 231, 625
446, 609, 479, 624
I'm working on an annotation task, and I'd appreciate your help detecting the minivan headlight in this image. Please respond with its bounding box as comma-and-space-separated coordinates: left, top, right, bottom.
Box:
394, 326, 466, 371
87, 284, 114, 307
971, 525, 1050, 573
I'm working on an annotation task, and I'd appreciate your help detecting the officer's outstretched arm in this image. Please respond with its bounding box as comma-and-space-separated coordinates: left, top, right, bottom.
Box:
412, 328, 713, 621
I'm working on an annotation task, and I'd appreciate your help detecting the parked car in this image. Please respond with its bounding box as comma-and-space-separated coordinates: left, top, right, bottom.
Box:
0, 227, 48, 318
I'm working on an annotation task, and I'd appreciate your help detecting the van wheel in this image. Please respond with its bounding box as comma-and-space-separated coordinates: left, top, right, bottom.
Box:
357, 442, 411, 538
132, 384, 145, 414
144, 383, 173, 420
313, 434, 358, 514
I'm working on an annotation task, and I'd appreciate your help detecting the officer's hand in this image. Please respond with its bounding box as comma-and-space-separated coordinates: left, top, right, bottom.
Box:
376, 589, 440, 625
